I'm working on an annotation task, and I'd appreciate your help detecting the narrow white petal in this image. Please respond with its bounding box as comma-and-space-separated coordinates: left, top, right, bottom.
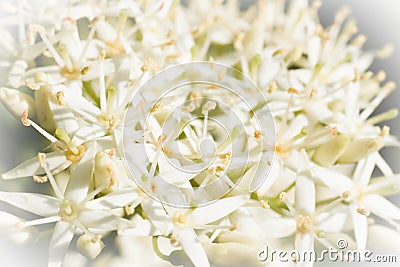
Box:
258, 218, 296, 238
353, 156, 374, 187
65, 143, 97, 203
118, 214, 152, 236
190, 195, 249, 226
204, 242, 263, 267
140, 198, 173, 235
71, 125, 107, 146
316, 212, 347, 233
295, 175, 315, 214
296, 151, 315, 214
85, 188, 140, 210
295, 232, 314, 267
311, 165, 355, 197
0, 211, 39, 244
49, 221, 75, 267
368, 225, 400, 254
79, 210, 133, 231
350, 204, 368, 251
48, 99, 79, 137
0, 191, 59, 217
1, 151, 66, 180
63, 93, 100, 123
176, 227, 210, 267
363, 194, 400, 220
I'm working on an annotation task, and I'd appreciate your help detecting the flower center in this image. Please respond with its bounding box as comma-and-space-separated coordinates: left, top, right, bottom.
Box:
66, 145, 86, 163
98, 113, 120, 132
296, 215, 313, 233
60, 64, 81, 80
172, 212, 191, 227
59, 199, 80, 222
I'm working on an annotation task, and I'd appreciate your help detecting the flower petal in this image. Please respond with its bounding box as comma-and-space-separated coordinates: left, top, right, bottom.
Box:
295, 150, 315, 214
49, 221, 75, 267
1, 151, 67, 180
79, 210, 133, 231
258, 218, 296, 238
350, 204, 368, 251
363, 194, 400, 220
368, 225, 400, 254
85, 188, 141, 210
295, 232, 314, 266
190, 195, 249, 226
139, 198, 173, 235
0, 191, 59, 217
0, 211, 39, 244
311, 165, 355, 197
71, 125, 107, 147
175, 227, 210, 267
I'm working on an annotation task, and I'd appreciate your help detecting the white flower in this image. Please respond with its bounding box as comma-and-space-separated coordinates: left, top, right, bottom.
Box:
0, 211, 38, 244
121, 195, 249, 267
312, 152, 400, 252
0, 145, 137, 266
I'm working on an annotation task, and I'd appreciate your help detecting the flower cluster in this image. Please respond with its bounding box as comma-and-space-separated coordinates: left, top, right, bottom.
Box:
1, 0, 400, 267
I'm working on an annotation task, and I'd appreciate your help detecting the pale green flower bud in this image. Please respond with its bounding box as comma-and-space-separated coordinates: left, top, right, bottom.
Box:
77, 234, 105, 260
34, 85, 56, 133
312, 135, 350, 167
0, 87, 36, 119
94, 151, 119, 194
338, 137, 384, 164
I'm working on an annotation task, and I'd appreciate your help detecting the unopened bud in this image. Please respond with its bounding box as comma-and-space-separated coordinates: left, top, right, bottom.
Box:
77, 234, 105, 260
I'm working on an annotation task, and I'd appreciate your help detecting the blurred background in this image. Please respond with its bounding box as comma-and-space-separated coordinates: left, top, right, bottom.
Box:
1, 0, 400, 266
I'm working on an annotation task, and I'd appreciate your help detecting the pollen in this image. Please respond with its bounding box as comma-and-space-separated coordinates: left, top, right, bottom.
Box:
309, 89, 317, 99
296, 215, 313, 233
56, 91, 65, 106
272, 49, 287, 57
124, 205, 135, 216
81, 66, 91, 76
356, 207, 370, 216
160, 39, 175, 48
288, 87, 300, 94
21, 111, 31, 126
170, 236, 179, 246
341, 191, 352, 200
151, 182, 157, 193
218, 152, 232, 165
260, 200, 270, 209
172, 211, 189, 226
254, 130, 263, 139
330, 127, 338, 136
25, 79, 40, 90
98, 50, 106, 61
37, 153, 46, 167
141, 58, 159, 73
33, 175, 48, 183
206, 84, 219, 90
149, 101, 162, 113
267, 81, 278, 94
353, 68, 361, 83
279, 192, 287, 201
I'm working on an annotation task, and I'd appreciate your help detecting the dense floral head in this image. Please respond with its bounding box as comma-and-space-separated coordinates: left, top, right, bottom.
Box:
1, 1, 400, 267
